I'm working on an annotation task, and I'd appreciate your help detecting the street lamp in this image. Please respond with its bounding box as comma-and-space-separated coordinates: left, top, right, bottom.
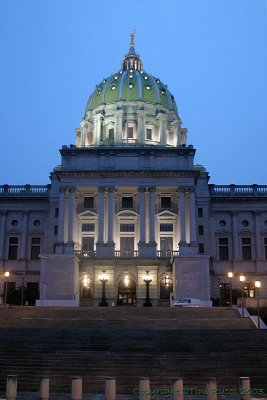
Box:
143, 270, 152, 307
99, 269, 108, 307
227, 271, 233, 308
165, 274, 170, 288
240, 275, 246, 317
255, 280, 261, 329
4, 271, 10, 308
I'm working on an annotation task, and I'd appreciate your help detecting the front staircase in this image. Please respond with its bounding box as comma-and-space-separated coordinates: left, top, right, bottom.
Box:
0, 307, 266, 394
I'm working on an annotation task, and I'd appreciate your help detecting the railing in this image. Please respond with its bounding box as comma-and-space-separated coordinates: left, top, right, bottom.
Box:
75, 250, 96, 258
0, 184, 50, 196
209, 184, 267, 197
114, 250, 139, 258
157, 250, 179, 258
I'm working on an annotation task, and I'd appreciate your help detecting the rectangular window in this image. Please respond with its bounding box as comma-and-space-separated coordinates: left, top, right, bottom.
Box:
198, 208, 203, 218
31, 237, 41, 260
84, 196, 94, 209
82, 223, 95, 232
243, 283, 255, 298
120, 224, 135, 232
54, 225, 58, 236
160, 224, 173, 232
198, 225, 204, 235
242, 237, 252, 260
264, 238, 267, 260
146, 128, 152, 140
219, 238, 229, 260
160, 237, 173, 251
161, 196, 171, 209
122, 196, 133, 208
55, 208, 59, 218
82, 237, 94, 252
8, 237, 18, 260
198, 243, 204, 254
128, 127, 134, 138
109, 128, 114, 140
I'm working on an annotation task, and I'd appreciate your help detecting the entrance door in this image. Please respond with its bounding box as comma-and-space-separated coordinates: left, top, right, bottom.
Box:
118, 276, 136, 306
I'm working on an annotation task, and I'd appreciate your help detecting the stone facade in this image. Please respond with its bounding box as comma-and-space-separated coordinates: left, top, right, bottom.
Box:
0, 38, 266, 307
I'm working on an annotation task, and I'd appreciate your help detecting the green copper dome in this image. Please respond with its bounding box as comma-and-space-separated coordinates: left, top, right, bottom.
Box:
85, 35, 178, 115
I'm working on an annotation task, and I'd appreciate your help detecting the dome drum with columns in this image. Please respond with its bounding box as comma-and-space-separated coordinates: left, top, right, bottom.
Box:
76, 34, 187, 148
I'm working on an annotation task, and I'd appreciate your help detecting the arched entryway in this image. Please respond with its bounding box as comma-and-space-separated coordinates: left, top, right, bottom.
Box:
160, 274, 173, 299
117, 274, 136, 306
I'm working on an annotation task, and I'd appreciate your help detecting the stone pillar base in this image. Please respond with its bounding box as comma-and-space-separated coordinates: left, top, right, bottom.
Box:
138, 241, 157, 258
96, 242, 115, 257
179, 241, 198, 256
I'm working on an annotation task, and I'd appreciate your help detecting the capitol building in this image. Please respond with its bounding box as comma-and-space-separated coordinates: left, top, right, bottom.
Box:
0, 36, 266, 307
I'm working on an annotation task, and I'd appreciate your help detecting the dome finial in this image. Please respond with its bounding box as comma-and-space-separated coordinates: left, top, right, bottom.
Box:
129, 30, 136, 54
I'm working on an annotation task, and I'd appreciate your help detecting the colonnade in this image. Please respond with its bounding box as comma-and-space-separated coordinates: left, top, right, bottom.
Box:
56, 185, 197, 255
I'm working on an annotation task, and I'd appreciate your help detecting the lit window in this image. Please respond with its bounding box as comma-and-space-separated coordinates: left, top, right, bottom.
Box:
146, 129, 152, 140
31, 237, 41, 260
82, 237, 94, 252
82, 224, 95, 232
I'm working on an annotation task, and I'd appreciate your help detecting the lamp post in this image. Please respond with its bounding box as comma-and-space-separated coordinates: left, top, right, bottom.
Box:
255, 280, 261, 329
4, 271, 10, 308
218, 279, 222, 308
240, 275, 245, 317
99, 269, 108, 307
227, 272, 233, 308
165, 274, 170, 288
143, 270, 152, 307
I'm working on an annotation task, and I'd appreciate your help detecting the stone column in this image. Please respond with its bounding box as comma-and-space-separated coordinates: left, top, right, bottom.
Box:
149, 187, 156, 243
115, 112, 123, 144
97, 187, 105, 244
19, 210, 29, 260
0, 211, 7, 260
67, 187, 76, 243
231, 211, 239, 260
206, 377, 217, 400
105, 377, 116, 400
108, 187, 115, 244
58, 187, 66, 243
139, 377, 150, 400
173, 378, 183, 400
71, 377, 82, 400
239, 377, 251, 400
254, 212, 262, 259
39, 377, 49, 400
6, 375, 17, 400
189, 187, 197, 243
179, 187, 186, 244
139, 187, 146, 243
158, 115, 167, 145
137, 111, 145, 144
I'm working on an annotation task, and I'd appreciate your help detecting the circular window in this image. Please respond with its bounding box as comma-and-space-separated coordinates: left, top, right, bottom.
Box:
33, 220, 40, 227
11, 220, 18, 227
242, 220, 249, 227
219, 220, 226, 227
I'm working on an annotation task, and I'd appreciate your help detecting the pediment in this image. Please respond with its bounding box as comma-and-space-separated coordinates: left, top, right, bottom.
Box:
77, 210, 98, 218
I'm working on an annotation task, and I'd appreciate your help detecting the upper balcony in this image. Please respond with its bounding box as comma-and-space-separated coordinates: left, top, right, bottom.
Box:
209, 184, 267, 198
75, 249, 179, 259
0, 184, 51, 197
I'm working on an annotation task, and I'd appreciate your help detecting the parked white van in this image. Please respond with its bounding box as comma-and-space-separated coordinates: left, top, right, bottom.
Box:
173, 298, 204, 307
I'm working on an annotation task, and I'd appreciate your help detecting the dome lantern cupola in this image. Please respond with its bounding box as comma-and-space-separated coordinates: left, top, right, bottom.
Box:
121, 31, 143, 72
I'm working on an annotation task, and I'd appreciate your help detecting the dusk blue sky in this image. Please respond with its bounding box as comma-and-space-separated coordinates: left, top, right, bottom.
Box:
0, 0, 266, 185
